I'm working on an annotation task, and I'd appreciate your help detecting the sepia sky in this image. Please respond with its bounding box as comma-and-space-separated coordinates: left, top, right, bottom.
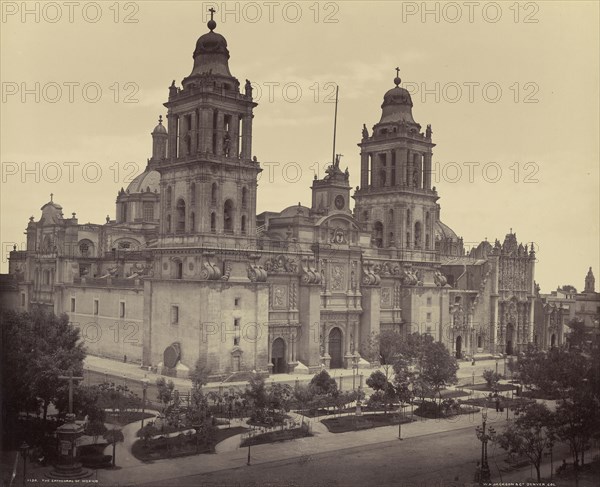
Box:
1, 1, 598, 292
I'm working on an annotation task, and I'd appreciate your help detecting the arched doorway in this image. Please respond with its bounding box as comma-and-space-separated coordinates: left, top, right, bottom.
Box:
455, 335, 462, 359
551, 334, 556, 348
329, 328, 343, 368
271, 338, 286, 374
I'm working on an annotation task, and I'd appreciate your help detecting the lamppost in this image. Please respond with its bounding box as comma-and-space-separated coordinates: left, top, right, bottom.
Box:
141, 376, 150, 429
352, 355, 358, 391
19, 441, 29, 487
397, 404, 405, 440
475, 410, 495, 484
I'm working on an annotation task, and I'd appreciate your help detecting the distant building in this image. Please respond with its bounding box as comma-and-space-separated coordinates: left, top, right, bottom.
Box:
2, 17, 537, 378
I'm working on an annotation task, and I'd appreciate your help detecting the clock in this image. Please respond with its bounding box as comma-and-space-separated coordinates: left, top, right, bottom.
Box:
334, 195, 345, 210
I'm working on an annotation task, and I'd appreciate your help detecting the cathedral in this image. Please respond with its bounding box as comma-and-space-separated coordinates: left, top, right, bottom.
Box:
2, 18, 540, 379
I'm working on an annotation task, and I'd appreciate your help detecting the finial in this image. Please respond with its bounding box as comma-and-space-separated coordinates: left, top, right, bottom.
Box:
158, 115, 163, 125
207, 7, 217, 31
50, 193, 53, 202
394, 67, 401, 87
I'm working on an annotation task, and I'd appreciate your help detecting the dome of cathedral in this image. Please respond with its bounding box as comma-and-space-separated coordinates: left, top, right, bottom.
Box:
126, 169, 160, 194
435, 220, 459, 241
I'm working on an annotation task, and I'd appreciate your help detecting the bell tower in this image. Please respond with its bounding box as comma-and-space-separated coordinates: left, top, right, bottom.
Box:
353, 68, 439, 258
584, 267, 595, 293
157, 11, 261, 242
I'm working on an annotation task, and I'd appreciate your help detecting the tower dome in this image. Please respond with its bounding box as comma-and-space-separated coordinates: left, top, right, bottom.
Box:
379, 68, 418, 126
152, 115, 167, 135
188, 15, 233, 78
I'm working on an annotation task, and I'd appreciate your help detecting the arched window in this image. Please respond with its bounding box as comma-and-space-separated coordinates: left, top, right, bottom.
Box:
241, 215, 247, 234
166, 214, 172, 233
173, 259, 183, 279
425, 211, 430, 225
211, 183, 218, 205
210, 212, 216, 233
425, 234, 430, 249
176, 199, 186, 233
190, 183, 196, 206
373, 221, 384, 248
406, 232, 411, 248
190, 212, 195, 232
166, 186, 172, 207
389, 232, 394, 247
79, 242, 89, 257
406, 209, 411, 222
414, 221, 422, 248
224, 199, 234, 233
122, 203, 128, 223
241, 187, 248, 208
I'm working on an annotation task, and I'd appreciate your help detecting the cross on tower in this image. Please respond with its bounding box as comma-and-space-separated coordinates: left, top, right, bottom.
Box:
58, 370, 84, 415
208, 7, 215, 21
395, 67, 400, 78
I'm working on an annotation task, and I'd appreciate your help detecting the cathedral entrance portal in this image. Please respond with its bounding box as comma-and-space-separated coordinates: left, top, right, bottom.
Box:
455, 335, 462, 359
329, 328, 343, 369
271, 338, 286, 374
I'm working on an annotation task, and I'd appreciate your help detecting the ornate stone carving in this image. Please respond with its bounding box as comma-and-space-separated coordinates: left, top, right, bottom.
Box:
201, 260, 222, 280
433, 270, 447, 287
272, 285, 287, 309
290, 282, 297, 308
247, 264, 268, 282
221, 261, 232, 281
330, 264, 345, 291
380, 287, 392, 308
330, 228, 346, 244
362, 261, 381, 286
263, 254, 298, 274
301, 258, 321, 284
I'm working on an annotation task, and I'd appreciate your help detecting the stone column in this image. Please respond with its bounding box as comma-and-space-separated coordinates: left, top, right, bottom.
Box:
230, 114, 240, 158
215, 111, 224, 156
241, 114, 253, 160
200, 108, 212, 153
167, 113, 177, 159
423, 152, 432, 189
360, 151, 369, 188
190, 112, 198, 154
407, 151, 414, 188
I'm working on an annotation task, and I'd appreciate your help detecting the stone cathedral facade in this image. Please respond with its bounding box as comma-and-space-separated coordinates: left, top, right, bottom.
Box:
3, 19, 538, 379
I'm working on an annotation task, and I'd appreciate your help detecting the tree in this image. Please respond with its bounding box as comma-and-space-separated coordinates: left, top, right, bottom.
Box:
156, 377, 175, 413
555, 389, 599, 469
559, 285, 577, 294
84, 420, 107, 444
309, 370, 338, 396
366, 370, 396, 415
103, 428, 124, 467
419, 340, 458, 404
0, 308, 86, 436
189, 359, 211, 389
493, 402, 556, 482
